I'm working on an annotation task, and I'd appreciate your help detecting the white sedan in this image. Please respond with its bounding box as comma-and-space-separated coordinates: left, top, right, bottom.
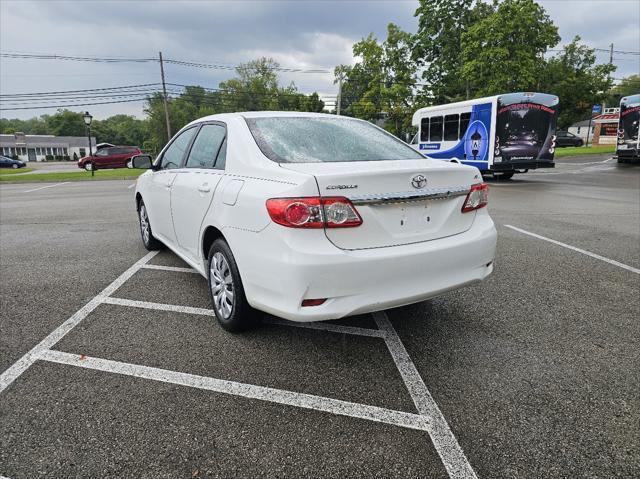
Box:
133, 112, 497, 331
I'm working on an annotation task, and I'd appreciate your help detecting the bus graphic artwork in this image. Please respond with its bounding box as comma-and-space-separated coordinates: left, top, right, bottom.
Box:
616, 93, 640, 163
464, 120, 488, 162
411, 92, 559, 179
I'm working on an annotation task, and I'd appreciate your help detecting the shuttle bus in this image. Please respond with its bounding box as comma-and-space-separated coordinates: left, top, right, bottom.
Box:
411, 92, 559, 178
616, 94, 640, 163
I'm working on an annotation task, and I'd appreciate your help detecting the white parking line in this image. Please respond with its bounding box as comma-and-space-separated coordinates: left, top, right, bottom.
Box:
374, 312, 478, 479
128, 182, 136, 189
23, 182, 70, 193
505, 225, 640, 274
264, 317, 386, 338
0, 251, 158, 394
142, 264, 200, 274
39, 349, 430, 432
103, 297, 216, 316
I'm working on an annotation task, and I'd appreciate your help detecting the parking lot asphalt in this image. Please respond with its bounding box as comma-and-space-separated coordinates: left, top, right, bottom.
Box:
1, 154, 638, 478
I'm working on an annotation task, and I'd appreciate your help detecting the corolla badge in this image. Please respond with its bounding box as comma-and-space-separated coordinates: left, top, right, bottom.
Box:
411, 174, 427, 189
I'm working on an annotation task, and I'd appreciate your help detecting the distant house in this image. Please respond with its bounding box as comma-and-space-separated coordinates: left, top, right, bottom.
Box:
567, 107, 620, 145
567, 119, 595, 141
0, 132, 96, 162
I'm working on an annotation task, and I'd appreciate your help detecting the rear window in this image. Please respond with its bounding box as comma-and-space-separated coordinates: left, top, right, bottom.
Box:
246, 117, 423, 163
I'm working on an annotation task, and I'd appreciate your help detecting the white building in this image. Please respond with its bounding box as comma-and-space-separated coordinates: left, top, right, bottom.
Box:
567, 119, 595, 141
0, 132, 96, 162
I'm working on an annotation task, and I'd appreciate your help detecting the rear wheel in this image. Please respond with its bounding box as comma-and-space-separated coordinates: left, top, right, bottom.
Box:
207, 239, 255, 332
126, 159, 133, 169
12, 164, 18, 169
138, 200, 162, 250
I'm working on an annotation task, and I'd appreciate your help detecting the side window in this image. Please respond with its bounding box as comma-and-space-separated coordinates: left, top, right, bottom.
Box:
420, 117, 429, 142
185, 124, 226, 169
459, 112, 471, 138
215, 137, 227, 170
160, 127, 197, 170
96, 149, 108, 157
444, 114, 459, 141
429, 116, 443, 141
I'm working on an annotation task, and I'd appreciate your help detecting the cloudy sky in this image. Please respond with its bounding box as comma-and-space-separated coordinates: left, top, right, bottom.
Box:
1, 0, 639, 120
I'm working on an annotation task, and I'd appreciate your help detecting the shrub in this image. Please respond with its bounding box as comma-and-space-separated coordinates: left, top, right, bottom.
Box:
45, 155, 54, 161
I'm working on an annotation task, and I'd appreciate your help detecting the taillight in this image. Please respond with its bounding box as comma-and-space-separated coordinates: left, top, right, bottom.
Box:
461, 183, 489, 213
266, 197, 362, 228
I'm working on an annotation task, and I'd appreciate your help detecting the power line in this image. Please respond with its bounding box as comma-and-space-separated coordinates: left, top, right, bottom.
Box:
0, 83, 161, 98
0, 52, 333, 74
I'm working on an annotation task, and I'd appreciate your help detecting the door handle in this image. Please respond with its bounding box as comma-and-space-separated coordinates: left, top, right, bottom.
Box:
197, 184, 211, 193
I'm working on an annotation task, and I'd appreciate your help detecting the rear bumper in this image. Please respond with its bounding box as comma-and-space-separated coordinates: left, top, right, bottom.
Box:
227, 212, 497, 322
616, 149, 640, 161
490, 160, 554, 172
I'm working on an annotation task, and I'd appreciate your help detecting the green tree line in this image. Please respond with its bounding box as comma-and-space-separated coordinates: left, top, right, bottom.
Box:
2, 1, 638, 146
1, 58, 324, 154
337, 0, 632, 137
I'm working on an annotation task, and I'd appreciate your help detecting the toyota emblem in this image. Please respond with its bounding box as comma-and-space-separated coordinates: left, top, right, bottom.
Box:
411, 174, 427, 189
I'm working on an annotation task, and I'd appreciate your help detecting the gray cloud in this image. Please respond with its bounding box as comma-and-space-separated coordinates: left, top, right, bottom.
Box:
1, 0, 638, 120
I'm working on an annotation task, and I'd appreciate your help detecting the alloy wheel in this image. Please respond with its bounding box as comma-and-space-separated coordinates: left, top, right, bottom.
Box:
139, 205, 150, 245
210, 252, 234, 319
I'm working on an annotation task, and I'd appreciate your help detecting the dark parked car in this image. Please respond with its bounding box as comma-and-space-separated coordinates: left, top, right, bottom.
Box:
77, 146, 142, 171
0, 155, 26, 169
555, 130, 584, 147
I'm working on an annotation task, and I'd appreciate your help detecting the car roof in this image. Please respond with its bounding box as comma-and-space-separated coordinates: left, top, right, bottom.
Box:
191, 111, 352, 124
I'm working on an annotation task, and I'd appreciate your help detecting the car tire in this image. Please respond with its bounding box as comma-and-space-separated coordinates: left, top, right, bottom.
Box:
84, 162, 94, 172
499, 172, 514, 180
137, 200, 163, 251
12, 164, 18, 169
126, 160, 133, 169
207, 239, 256, 332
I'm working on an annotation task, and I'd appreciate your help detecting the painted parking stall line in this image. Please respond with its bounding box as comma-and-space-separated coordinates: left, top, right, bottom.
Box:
374, 312, 478, 479
141, 264, 200, 274
264, 317, 386, 338
505, 225, 640, 274
102, 296, 216, 316
39, 349, 430, 432
22, 182, 70, 193
0, 251, 159, 394
1, 250, 477, 479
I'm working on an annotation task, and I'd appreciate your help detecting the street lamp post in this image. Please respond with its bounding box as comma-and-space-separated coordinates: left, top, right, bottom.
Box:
83, 111, 93, 176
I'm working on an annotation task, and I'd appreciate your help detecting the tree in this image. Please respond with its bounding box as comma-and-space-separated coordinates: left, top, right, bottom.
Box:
460, 0, 560, 96
606, 74, 640, 107
412, 0, 495, 104
541, 36, 616, 128
45, 109, 87, 136
335, 24, 416, 138
143, 57, 324, 151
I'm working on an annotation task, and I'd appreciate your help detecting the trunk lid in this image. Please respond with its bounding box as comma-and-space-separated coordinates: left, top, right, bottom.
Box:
281, 159, 481, 250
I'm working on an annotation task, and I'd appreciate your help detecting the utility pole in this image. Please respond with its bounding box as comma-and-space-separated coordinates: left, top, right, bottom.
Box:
336, 76, 343, 116
159, 51, 171, 141
609, 43, 614, 65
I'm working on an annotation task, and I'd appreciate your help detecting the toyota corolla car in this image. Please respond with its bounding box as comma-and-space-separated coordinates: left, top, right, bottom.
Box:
132, 112, 497, 332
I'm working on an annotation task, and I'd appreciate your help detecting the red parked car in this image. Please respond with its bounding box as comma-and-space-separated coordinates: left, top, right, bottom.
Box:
78, 146, 142, 171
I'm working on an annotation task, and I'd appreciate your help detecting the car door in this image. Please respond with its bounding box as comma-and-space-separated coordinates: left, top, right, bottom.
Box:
145, 126, 198, 245
93, 148, 109, 167
170, 123, 227, 260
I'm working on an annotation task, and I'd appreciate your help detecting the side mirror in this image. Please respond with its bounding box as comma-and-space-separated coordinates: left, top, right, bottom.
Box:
131, 154, 153, 169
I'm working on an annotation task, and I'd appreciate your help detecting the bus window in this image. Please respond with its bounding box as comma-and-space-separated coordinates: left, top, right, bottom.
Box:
430, 116, 443, 141
460, 112, 471, 138
420, 117, 430, 142
444, 114, 459, 141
